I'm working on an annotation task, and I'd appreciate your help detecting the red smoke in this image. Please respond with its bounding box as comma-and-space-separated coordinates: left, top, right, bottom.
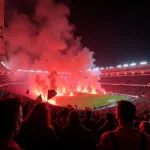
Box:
5, 0, 104, 104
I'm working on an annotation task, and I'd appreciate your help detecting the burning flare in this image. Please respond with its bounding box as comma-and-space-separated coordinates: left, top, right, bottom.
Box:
91, 88, 96, 94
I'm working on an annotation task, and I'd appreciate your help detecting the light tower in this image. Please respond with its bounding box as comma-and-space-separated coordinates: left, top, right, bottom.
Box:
0, 0, 4, 57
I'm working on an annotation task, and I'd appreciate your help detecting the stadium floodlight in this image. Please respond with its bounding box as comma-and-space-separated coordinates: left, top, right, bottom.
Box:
123, 64, 128, 67
117, 65, 122, 68
23, 70, 30, 72
92, 68, 96, 71
130, 63, 136, 66
96, 67, 99, 71
17, 69, 22, 72
87, 68, 92, 71
140, 61, 147, 65
36, 70, 43, 73
30, 70, 35, 72
109, 66, 113, 69
100, 67, 104, 70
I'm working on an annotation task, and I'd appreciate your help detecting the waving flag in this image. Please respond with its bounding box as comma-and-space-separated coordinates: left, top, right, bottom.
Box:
26, 89, 29, 95
47, 90, 57, 100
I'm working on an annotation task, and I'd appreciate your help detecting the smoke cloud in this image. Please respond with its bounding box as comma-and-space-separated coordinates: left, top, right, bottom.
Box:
5, 0, 102, 99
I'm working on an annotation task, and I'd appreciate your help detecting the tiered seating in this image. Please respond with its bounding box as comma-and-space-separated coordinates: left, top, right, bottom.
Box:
101, 75, 150, 85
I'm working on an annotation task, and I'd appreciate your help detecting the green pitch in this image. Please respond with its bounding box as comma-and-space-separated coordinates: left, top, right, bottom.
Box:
56, 93, 129, 109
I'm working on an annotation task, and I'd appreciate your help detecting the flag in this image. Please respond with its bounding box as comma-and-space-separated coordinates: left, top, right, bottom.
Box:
47, 90, 57, 100
26, 89, 29, 95
35, 94, 42, 104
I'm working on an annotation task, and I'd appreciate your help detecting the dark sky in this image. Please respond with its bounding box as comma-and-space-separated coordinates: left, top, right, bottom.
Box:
5, 0, 150, 67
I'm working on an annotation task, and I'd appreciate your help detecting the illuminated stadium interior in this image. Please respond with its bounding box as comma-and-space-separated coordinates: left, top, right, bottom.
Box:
1, 60, 150, 108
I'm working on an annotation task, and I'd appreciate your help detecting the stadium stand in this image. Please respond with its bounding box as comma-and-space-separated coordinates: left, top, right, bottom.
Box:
100, 63, 150, 100
101, 75, 150, 85
0, 62, 150, 150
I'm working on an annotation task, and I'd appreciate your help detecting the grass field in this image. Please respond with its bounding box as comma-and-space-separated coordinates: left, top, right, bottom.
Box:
56, 93, 129, 109
0, 84, 129, 109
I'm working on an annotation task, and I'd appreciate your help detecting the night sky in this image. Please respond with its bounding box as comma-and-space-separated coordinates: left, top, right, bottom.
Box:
5, 0, 150, 67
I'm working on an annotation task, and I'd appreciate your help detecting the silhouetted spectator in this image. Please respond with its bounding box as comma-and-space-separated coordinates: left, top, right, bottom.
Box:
133, 116, 141, 128
0, 98, 23, 150
59, 107, 69, 127
140, 121, 150, 135
60, 110, 96, 150
98, 112, 117, 139
98, 100, 150, 150
98, 116, 105, 127
144, 114, 149, 121
52, 120, 60, 137
83, 110, 98, 136
16, 103, 57, 150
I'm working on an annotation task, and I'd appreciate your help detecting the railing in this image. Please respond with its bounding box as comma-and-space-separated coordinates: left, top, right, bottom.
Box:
101, 82, 150, 87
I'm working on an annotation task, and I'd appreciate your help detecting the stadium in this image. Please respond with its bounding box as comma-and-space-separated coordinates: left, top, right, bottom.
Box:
1, 1, 150, 150
0, 1, 149, 110
0, 0, 150, 109
0, 60, 149, 109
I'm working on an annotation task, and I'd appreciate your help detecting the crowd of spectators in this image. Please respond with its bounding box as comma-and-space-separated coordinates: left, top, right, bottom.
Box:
0, 90, 150, 150
0, 73, 150, 149
101, 84, 150, 97
100, 75, 150, 99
